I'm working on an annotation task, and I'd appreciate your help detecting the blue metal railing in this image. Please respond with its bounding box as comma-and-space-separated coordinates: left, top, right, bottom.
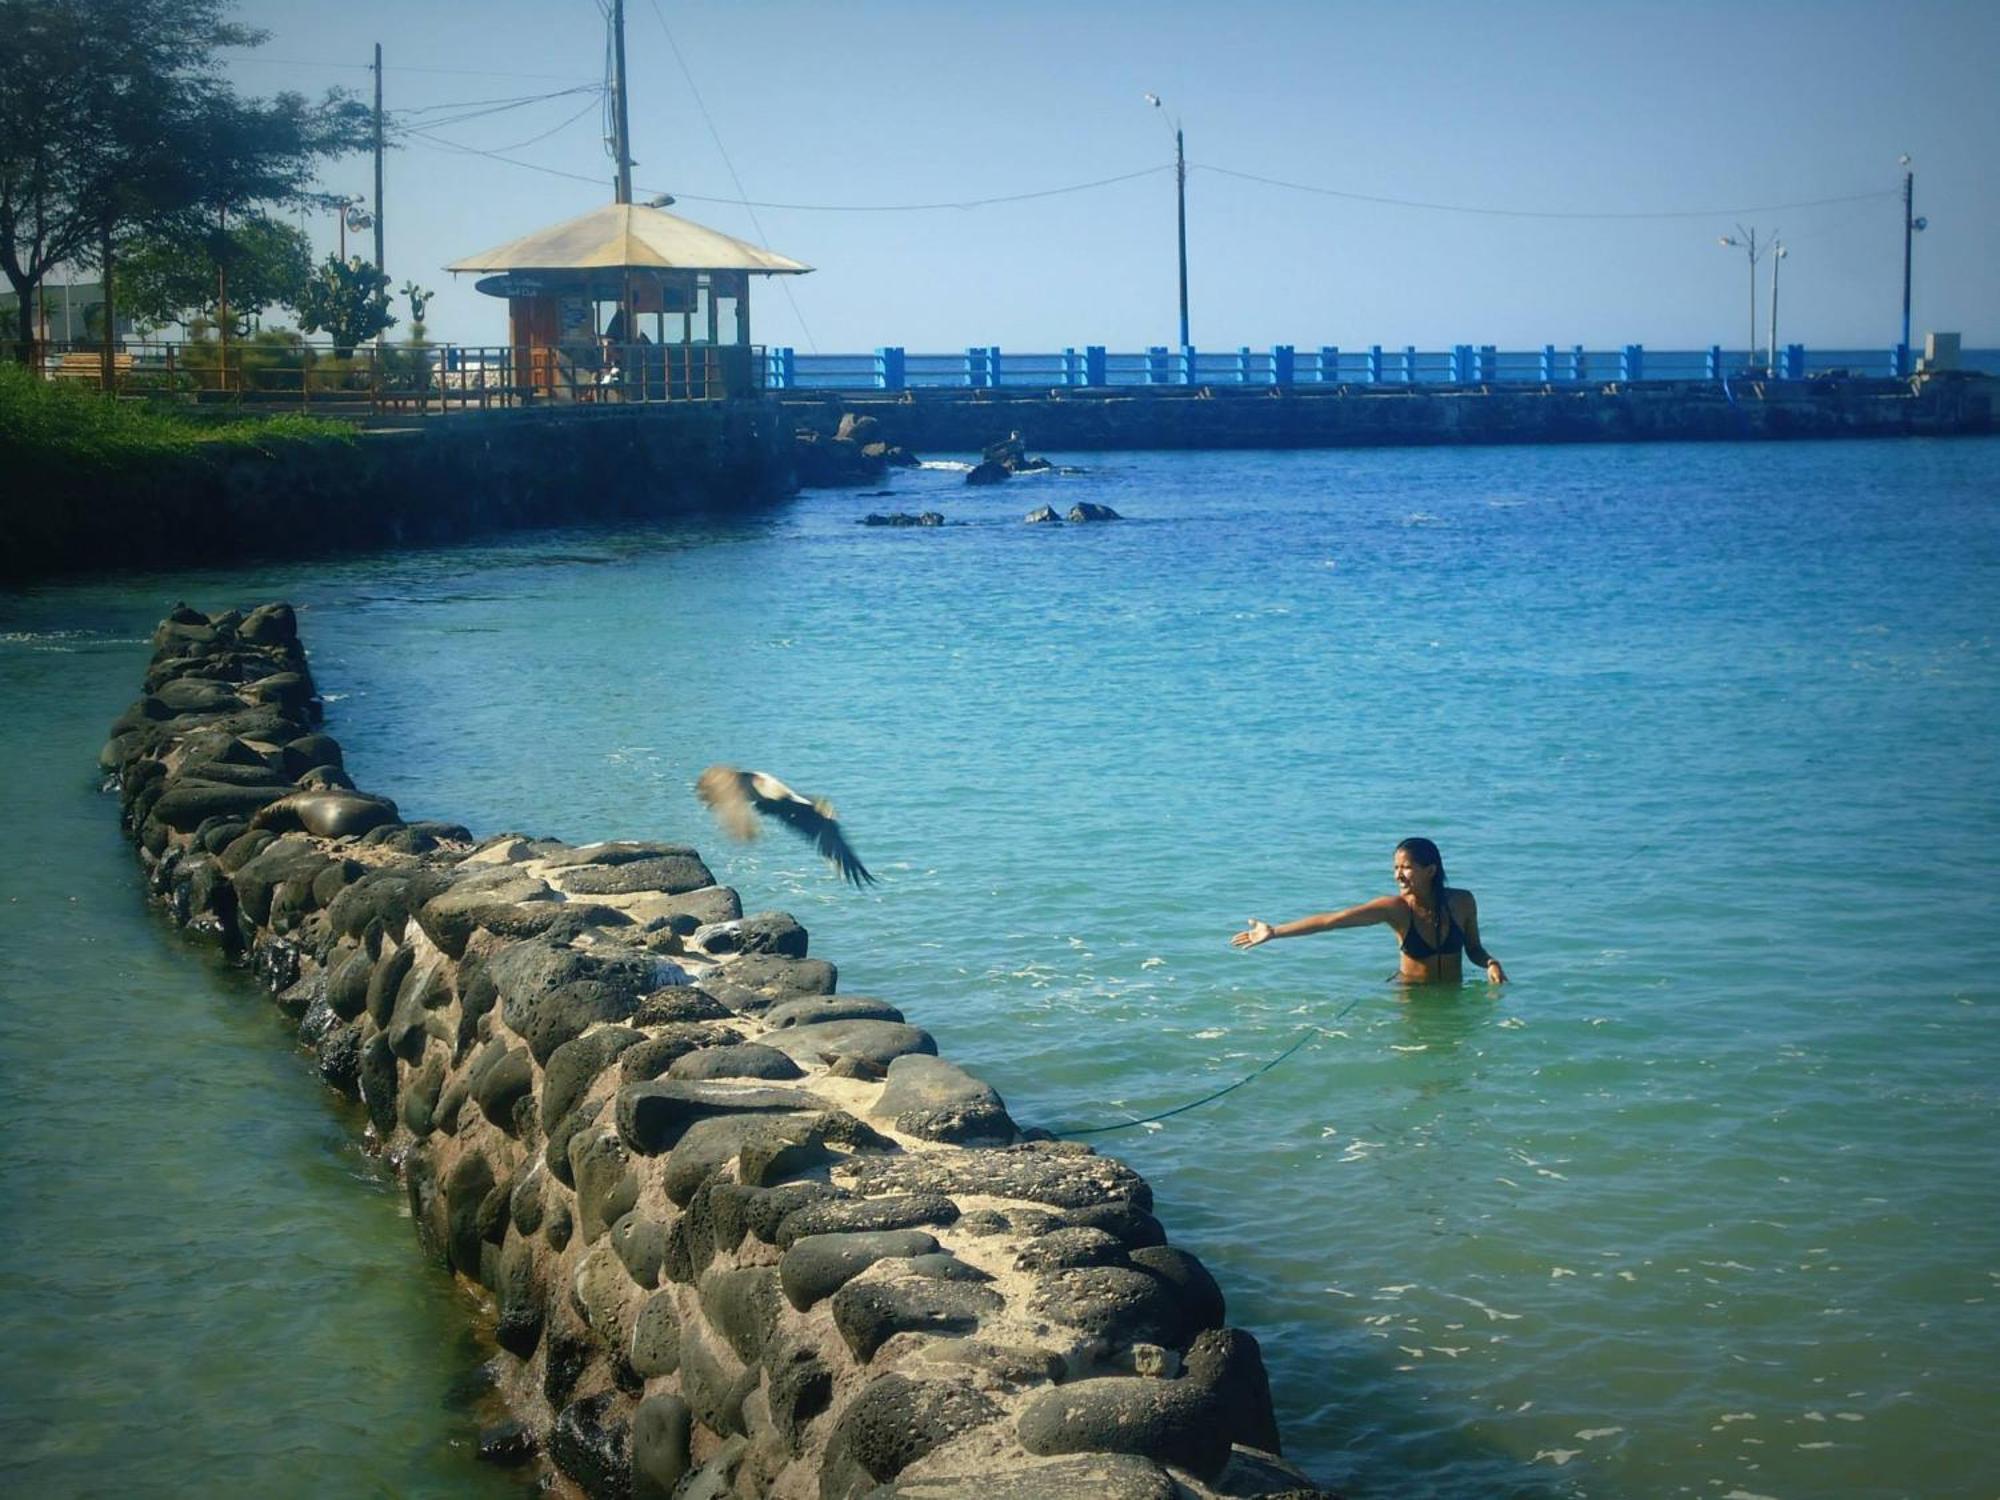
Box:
764, 342, 1986, 392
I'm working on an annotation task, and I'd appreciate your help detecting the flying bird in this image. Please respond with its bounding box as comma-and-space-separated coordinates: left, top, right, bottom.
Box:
695, 765, 877, 887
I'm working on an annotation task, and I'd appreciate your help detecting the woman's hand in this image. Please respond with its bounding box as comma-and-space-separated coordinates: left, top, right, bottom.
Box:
1231, 919, 1275, 949
1486, 959, 1508, 984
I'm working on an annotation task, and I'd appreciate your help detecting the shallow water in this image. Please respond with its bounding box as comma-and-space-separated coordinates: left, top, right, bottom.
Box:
3, 435, 1997, 1497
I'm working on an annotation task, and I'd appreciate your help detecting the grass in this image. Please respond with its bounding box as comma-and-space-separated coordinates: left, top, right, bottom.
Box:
0, 360, 356, 468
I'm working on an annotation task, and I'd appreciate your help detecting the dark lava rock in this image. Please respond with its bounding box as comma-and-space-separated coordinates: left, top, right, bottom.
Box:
1015, 1227, 1131, 1273
489, 938, 665, 1063
632, 1393, 691, 1499
678, 1320, 755, 1438
691, 910, 808, 958
618, 1024, 745, 1084
471, 1045, 534, 1134
842, 1141, 1152, 1213
557, 854, 715, 897
780, 1229, 942, 1311
1068, 502, 1124, 522
667, 1042, 804, 1082
615, 1080, 822, 1155
965, 460, 1012, 486
476, 1420, 539, 1468
570, 1129, 641, 1242
1023, 505, 1062, 524
544, 1098, 604, 1187
629, 1290, 681, 1378
543, 1025, 647, 1127
821, 1373, 1002, 1496
764, 1340, 834, 1457
551, 1391, 631, 1500
610, 1212, 667, 1289
693, 1177, 827, 1251
869, 1054, 1017, 1144
762, 995, 905, 1029
767, 1019, 935, 1070
872, 1454, 1179, 1500
1027, 1266, 1190, 1350
630, 986, 733, 1026
316, 1018, 362, 1096
1013, 1326, 1279, 1480
776, 1192, 960, 1249
699, 1263, 784, 1363
1131, 1245, 1227, 1336
718, 954, 837, 1006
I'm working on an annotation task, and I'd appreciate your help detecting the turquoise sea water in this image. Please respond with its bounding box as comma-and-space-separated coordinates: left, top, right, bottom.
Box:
3, 436, 1997, 1498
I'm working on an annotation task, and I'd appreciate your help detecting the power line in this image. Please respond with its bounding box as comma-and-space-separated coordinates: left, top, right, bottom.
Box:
661, 166, 1175, 213
643, 0, 815, 350
231, 56, 595, 83
1195, 163, 1901, 221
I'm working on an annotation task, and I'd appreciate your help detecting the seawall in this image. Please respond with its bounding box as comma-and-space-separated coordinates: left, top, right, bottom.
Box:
778, 370, 1996, 453
101, 603, 1333, 1500
6, 400, 793, 581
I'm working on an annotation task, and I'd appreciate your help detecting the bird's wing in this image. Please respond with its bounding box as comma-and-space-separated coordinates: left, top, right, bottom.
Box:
746, 774, 878, 887
695, 764, 762, 842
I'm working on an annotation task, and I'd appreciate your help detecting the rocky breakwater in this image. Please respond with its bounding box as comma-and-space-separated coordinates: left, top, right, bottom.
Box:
101, 602, 1334, 1500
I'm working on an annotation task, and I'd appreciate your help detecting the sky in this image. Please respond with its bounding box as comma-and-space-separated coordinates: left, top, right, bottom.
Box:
219, 0, 1999, 354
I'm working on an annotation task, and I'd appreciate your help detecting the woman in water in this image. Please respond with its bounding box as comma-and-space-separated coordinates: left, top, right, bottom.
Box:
1230, 837, 1507, 984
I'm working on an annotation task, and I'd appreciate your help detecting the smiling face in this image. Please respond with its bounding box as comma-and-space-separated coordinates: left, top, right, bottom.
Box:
1393, 847, 1439, 902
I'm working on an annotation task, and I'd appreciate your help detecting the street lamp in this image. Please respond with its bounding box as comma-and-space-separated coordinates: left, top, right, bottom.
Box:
1143, 93, 1190, 348
1768, 240, 1787, 376
1898, 154, 1928, 362
335, 195, 372, 262
1717, 225, 1769, 371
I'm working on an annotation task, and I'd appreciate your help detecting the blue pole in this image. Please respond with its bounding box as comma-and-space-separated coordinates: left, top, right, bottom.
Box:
1086, 345, 1107, 387
1368, 344, 1383, 383
1320, 345, 1339, 383
1272, 345, 1295, 386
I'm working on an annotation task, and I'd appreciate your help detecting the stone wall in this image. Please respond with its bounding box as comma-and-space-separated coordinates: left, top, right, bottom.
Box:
102, 603, 1335, 1500
778, 371, 1997, 454
8, 400, 794, 581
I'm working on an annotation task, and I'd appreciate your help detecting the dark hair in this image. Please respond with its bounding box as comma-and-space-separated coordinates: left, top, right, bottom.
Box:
1394, 837, 1447, 888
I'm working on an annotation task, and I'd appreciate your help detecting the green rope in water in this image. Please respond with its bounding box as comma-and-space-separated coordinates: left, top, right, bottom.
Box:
1052, 993, 1369, 1138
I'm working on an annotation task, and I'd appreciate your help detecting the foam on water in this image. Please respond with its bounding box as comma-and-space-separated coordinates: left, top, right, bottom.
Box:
3, 437, 1998, 1496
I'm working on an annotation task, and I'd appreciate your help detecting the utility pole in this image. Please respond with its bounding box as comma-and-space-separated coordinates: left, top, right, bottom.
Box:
1174, 125, 1189, 348
373, 44, 386, 351
1768, 240, 1786, 376
611, 0, 633, 205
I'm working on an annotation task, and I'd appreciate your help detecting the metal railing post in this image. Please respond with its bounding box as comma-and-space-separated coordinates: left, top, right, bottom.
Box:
1271, 345, 1294, 386
1320, 346, 1339, 383
1085, 345, 1107, 387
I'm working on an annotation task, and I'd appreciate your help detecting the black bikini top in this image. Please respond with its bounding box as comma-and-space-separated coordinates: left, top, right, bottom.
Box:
1399, 896, 1464, 961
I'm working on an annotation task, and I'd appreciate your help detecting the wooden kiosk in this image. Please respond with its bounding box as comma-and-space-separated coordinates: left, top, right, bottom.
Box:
446, 202, 810, 401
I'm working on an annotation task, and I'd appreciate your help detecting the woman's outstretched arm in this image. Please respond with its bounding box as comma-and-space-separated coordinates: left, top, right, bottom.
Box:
1231, 896, 1403, 949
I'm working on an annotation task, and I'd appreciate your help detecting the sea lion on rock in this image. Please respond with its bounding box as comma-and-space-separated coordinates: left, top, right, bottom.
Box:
252, 789, 401, 838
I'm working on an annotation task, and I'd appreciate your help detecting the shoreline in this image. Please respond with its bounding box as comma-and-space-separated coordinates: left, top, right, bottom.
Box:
102, 601, 1337, 1498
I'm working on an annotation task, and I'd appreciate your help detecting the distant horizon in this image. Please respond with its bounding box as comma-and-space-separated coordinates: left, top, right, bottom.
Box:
197, 1, 1997, 352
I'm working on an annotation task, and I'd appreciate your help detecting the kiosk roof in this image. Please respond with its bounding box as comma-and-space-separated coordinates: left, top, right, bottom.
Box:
448, 202, 811, 276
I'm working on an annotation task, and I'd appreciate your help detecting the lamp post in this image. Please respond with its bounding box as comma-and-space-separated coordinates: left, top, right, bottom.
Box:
1717, 225, 1768, 370
1143, 93, 1189, 348
1768, 240, 1787, 375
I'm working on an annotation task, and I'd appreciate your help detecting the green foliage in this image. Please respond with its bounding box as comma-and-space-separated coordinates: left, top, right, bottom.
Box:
296, 257, 396, 357
0, 360, 354, 466
119, 215, 314, 334
0, 0, 368, 350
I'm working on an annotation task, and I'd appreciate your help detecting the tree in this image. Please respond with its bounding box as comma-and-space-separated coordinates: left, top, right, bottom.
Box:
120, 214, 313, 335
297, 256, 395, 357
0, 0, 368, 361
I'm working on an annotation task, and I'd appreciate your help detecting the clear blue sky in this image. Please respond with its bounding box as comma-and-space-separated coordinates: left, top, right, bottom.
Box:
223, 0, 1998, 353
